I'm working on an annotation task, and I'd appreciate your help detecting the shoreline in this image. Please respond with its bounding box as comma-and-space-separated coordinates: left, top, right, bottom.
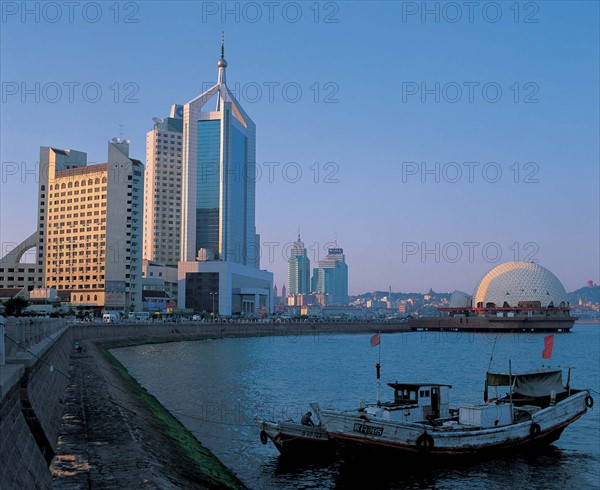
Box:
51, 337, 245, 489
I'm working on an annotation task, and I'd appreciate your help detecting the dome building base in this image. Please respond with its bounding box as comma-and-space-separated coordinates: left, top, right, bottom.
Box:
408, 315, 576, 333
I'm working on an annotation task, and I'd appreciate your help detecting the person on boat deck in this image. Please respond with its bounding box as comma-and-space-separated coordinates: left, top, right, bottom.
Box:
301, 412, 315, 426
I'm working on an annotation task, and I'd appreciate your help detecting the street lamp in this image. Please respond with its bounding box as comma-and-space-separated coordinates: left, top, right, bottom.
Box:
210, 291, 218, 318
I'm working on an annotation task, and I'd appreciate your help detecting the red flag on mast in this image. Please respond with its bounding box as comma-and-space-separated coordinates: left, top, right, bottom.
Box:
370, 332, 381, 347
542, 334, 555, 359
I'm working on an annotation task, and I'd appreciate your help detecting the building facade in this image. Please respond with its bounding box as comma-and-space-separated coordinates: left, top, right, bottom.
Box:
142, 106, 183, 266
315, 245, 349, 305
287, 234, 310, 295
0, 231, 42, 292
39, 142, 144, 311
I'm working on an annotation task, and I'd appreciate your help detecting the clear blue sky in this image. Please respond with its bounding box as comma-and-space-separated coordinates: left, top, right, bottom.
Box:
1, 1, 598, 294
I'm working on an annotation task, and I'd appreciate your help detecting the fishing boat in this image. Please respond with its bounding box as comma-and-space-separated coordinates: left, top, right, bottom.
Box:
257, 415, 333, 458
313, 367, 594, 460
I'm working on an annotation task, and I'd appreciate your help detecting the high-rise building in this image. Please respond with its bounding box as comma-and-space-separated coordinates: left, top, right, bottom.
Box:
178, 36, 272, 315
316, 245, 349, 305
39, 142, 144, 310
180, 37, 257, 266
287, 234, 310, 295
143, 105, 183, 266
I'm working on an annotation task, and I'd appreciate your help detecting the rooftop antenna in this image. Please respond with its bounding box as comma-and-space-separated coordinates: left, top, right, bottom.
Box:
216, 31, 228, 108
118, 122, 124, 140
298, 225, 301, 241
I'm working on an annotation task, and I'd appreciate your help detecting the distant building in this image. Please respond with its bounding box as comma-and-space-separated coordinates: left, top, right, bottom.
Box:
287, 234, 310, 295
315, 244, 349, 305
142, 259, 178, 309
418, 261, 577, 332
143, 105, 183, 266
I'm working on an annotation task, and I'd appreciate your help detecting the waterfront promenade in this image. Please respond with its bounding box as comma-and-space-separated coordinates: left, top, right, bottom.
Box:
1, 318, 410, 489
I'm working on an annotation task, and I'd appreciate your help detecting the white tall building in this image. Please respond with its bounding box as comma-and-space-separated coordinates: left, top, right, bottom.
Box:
143, 105, 183, 266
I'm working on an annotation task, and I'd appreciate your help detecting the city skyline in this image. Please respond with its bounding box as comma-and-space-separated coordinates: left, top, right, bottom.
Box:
1, 2, 598, 295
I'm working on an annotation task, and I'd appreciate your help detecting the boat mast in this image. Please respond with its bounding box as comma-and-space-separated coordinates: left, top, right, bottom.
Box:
509, 359, 513, 423
376, 331, 381, 405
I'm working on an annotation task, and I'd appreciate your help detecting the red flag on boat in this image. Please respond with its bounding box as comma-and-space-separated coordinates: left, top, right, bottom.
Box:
542, 334, 555, 359
370, 332, 381, 347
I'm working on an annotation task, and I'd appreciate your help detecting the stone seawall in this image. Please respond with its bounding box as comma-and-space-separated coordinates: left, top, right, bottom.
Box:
0, 322, 72, 490
72, 320, 409, 344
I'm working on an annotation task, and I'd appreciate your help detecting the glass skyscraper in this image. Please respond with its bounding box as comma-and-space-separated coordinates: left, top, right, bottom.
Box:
177, 36, 273, 316
181, 37, 257, 267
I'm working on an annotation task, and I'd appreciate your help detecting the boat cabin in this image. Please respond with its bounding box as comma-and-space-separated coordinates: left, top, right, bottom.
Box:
363, 383, 452, 422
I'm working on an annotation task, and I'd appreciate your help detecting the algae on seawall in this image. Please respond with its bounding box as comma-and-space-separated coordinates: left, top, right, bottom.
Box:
100, 343, 246, 490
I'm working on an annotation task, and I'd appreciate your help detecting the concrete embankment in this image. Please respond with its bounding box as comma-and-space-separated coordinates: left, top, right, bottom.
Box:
1, 320, 410, 489
50, 337, 244, 489
0, 319, 72, 489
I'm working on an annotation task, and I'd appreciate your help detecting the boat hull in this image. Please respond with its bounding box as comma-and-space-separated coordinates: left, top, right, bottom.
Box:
259, 421, 334, 458
323, 391, 588, 460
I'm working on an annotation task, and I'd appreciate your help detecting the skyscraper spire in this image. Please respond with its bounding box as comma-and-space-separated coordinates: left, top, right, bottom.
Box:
217, 31, 227, 85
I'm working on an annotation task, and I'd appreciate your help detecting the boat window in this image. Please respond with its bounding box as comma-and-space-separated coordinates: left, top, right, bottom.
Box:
395, 389, 418, 403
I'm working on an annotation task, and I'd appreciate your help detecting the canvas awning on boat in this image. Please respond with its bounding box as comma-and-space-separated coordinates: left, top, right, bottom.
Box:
486, 369, 566, 397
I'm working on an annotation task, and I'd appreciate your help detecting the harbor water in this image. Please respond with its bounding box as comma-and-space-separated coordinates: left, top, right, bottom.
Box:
112, 325, 600, 489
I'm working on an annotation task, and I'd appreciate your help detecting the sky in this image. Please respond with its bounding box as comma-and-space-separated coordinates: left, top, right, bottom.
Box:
1, 1, 598, 295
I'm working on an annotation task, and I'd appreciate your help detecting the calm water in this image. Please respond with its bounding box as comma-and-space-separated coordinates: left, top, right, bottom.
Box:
112, 326, 600, 489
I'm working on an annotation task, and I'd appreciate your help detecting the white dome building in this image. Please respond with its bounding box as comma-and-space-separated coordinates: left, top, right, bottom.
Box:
472, 261, 568, 309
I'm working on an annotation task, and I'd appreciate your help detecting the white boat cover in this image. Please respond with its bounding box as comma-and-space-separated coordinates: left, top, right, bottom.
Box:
486, 370, 566, 397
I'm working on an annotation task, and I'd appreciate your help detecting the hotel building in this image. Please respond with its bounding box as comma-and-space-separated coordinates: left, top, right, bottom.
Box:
40, 142, 144, 310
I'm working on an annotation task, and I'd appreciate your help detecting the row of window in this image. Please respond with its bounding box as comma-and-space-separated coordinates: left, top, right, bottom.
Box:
0, 267, 39, 273
49, 187, 106, 197
49, 178, 107, 190
0, 277, 42, 283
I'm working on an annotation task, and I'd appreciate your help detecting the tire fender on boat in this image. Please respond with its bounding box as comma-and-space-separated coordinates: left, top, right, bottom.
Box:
530, 423, 541, 437
585, 395, 594, 408
260, 430, 268, 445
416, 433, 434, 451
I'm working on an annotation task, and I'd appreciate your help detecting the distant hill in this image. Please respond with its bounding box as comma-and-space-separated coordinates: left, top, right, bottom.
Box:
352, 287, 599, 306
568, 286, 600, 305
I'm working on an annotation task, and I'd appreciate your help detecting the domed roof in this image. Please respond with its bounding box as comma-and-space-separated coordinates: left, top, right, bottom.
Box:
449, 290, 472, 308
473, 262, 568, 308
